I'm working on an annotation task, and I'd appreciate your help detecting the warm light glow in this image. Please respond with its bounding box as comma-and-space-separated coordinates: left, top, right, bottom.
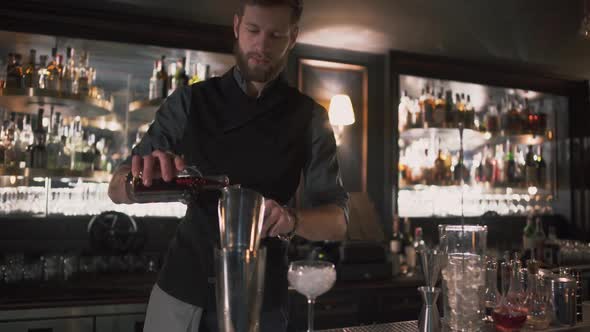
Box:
528, 186, 538, 196
328, 94, 355, 126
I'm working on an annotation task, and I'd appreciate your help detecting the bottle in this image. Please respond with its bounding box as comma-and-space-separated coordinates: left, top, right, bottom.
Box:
3, 112, 19, 168
525, 145, 537, 187
18, 114, 34, 164
432, 90, 445, 127
173, 57, 189, 91
27, 108, 47, 168
484, 258, 500, 322
536, 146, 546, 189
23, 49, 37, 88
453, 151, 469, 185
525, 260, 551, 329
422, 86, 435, 128
126, 169, 230, 203
533, 217, 545, 263
157, 55, 168, 98
505, 142, 517, 185
522, 215, 535, 257
434, 146, 447, 185
402, 217, 416, 275
486, 99, 500, 133
37, 55, 49, 89
6, 53, 24, 89
76, 51, 90, 95
148, 60, 158, 100
390, 214, 403, 255
412, 227, 426, 275
46, 48, 61, 91
444, 90, 454, 128
390, 214, 404, 276
46, 112, 62, 169
465, 94, 475, 129
63, 47, 75, 93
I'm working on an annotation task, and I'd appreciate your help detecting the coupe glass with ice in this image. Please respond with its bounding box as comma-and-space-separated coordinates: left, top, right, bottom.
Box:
288, 260, 336, 332
439, 225, 487, 331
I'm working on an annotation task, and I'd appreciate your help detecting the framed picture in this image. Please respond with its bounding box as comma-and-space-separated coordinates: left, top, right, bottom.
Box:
297, 58, 368, 192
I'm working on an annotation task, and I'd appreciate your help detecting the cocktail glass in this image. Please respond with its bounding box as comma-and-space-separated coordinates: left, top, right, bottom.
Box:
288, 260, 336, 332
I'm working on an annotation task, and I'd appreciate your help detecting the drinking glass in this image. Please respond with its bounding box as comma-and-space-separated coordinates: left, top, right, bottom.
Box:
288, 260, 336, 332
439, 225, 487, 331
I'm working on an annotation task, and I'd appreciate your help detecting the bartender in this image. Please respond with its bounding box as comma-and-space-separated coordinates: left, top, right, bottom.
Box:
108, 0, 349, 331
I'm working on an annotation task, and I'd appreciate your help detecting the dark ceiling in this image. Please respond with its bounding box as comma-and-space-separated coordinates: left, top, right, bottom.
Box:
98, 0, 590, 80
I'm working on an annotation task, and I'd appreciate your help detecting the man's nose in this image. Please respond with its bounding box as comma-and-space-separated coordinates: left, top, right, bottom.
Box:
255, 32, 273, 54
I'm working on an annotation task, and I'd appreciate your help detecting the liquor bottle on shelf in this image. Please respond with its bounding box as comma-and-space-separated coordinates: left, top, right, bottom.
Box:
46, 48, 59, 91
485, 100, 501, 133
493, 144, 505, 186
23, 49, 37, 88
77, 51, 90, 95
505, 141, 518, 185
402, 217, 415, 275
46, 112, 62, 170
434, 148, 447, 185
148, 60, 158, 100
533, 217, 546, 263
444, 90, 454, 128
390, 214, 404, 276
536, 146, 546, 189
465, 95, 475, 129
37, 55, 48, 89
6, 53, 24, 89
18, 114, 34, 164
453, 150, 470, 185
413, 227, 426, 274
522, 214, 535, 258
26, 108, 47, 168
398, 90, 411, 131
158, 55, 169, 98
172, 57, 189, 91
421, 86, 435, 128
525, 145, 537, 187
63, 47, 76, 93
432, 90, 446, 128
537, 100, 548, 135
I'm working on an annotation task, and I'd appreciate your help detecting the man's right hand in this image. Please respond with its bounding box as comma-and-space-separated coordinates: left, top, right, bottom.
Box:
131, 150, 186, 186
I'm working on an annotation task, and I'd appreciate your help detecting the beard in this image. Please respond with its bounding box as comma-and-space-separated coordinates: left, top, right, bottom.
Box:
234, 40, 288, 83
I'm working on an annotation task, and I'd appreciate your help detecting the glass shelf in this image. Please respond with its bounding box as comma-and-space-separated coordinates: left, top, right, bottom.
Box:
0, 167, 111, 182
0, 87, 113, 118
128, 98, 164, 124
399, 127, 550, 152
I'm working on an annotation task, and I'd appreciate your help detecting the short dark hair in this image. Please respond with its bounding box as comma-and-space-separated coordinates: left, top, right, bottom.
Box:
238, 0, 303, 24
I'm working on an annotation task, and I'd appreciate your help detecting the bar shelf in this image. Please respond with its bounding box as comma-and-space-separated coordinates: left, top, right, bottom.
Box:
0, 87, 113, 118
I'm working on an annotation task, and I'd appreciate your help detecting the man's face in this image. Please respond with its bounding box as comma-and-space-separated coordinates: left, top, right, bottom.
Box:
233, 5, 298, 83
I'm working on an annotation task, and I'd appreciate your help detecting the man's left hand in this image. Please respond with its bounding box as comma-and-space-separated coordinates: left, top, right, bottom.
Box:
261, 199, 295, 238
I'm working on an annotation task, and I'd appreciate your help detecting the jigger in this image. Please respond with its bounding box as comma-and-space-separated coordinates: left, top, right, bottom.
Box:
418, 286, 441, 332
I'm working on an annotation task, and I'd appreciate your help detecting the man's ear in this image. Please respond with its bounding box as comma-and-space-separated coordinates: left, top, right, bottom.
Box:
288, 26, 299, 50
233, 14, 240, 39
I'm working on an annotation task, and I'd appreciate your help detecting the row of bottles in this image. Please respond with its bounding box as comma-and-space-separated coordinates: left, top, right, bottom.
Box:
399, 86, 549, 136
148, 55, 211, 100
389, 216, 425, 276
399, 139, 547, 188
0, 110, 110, 172
3, 47, 99, 97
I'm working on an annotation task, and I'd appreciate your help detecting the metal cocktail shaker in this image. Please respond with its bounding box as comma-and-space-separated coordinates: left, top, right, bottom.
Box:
551, 268, 577, 326
215, 186, 266, 332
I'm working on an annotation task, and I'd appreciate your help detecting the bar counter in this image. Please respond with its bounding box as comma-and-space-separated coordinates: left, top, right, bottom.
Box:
319, 320, 590, 332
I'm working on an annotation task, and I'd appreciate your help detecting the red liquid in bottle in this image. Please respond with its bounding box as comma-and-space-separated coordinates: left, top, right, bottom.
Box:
492, 307, 527, 332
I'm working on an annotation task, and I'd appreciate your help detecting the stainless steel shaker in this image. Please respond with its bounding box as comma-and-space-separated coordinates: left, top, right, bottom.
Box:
551, 268, 578, 326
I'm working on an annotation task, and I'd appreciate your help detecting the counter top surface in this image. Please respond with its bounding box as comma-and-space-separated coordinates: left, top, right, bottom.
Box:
0, 273, 422, 311
318, 321, 590, 332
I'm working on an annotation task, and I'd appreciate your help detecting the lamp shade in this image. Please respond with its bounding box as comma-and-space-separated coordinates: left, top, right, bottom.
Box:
328, 94, 355, 126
